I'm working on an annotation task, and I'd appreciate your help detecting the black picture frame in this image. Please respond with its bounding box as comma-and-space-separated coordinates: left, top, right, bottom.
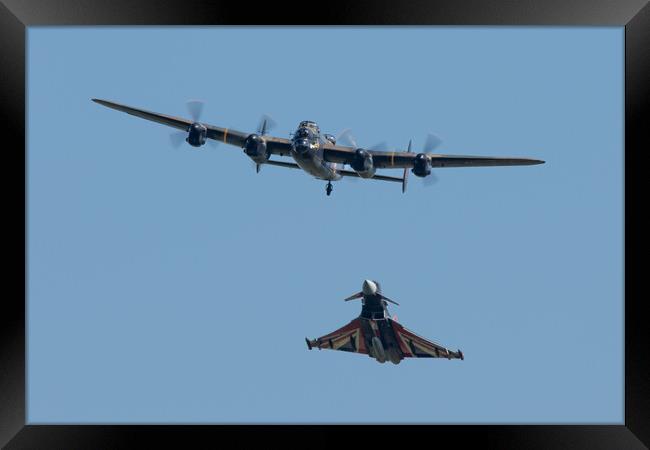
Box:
3, 0, 647, 447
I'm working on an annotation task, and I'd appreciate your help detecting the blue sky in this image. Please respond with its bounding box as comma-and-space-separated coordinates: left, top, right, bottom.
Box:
27, 27, 623, 423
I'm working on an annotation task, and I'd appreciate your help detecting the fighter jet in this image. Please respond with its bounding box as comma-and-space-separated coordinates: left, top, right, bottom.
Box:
306, 280, 464, 365
92, 99, 544, 196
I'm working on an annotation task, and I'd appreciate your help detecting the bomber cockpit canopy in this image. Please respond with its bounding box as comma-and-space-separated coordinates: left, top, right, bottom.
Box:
295, 127, 312, 139
299, 120, 320, 133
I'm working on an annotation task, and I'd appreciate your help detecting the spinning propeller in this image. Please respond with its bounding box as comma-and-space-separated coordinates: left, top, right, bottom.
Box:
169, 100, 218, 149
420, 133, 443, 186
407, 133, 443, 187
338, 128, 443, 187
337, 129, 387, 150
252, 113, 278, 173
257, 114, 277, 137
336, 128, 358, 148
336, 129, 388, 182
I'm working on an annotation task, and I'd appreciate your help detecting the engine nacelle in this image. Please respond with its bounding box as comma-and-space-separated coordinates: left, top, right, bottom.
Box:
351, 149, 376, 178
243, 133, 269, 164
371, 336, 386, 363
411, 153, 431, 177
187, 122, 208, 147
386, 344, 402, 365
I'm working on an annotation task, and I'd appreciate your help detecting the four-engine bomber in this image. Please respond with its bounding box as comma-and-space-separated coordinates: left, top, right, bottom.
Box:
92, 99, 544, 196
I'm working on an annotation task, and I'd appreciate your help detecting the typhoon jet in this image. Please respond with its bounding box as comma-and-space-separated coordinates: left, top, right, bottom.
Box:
92, 99, 544, 196
306, 280, 463, 365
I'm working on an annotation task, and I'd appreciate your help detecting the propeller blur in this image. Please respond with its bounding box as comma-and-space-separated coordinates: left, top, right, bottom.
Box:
92, 98, 544, 196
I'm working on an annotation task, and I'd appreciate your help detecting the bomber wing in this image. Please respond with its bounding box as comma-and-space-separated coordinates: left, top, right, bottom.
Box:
323, 145, 544, 169
91, 99, 292, 155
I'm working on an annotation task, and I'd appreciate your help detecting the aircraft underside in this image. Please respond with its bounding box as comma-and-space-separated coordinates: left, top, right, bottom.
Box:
291, 150, 340, 182
305, 280, 465, 365
360, 318, 403, 365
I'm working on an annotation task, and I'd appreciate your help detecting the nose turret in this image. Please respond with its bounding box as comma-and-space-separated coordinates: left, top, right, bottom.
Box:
292, 126, 314, 154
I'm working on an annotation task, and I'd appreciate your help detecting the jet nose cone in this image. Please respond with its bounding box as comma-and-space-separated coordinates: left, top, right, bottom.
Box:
362, 279, 378, 296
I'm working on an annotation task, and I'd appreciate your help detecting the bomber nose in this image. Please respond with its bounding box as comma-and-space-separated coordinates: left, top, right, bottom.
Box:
293, 139, 310, 154
362, 279, 377, 296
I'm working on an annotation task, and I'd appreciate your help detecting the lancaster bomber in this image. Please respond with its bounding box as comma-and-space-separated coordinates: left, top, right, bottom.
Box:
306, 280, 463, 365
93, 99, 544, 196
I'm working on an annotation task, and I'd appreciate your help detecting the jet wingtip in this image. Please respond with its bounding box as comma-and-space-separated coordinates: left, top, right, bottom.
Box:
305, 338, 312, 350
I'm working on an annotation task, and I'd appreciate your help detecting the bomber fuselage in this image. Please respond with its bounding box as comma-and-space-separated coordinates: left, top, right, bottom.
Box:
290, 121, 342, 181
